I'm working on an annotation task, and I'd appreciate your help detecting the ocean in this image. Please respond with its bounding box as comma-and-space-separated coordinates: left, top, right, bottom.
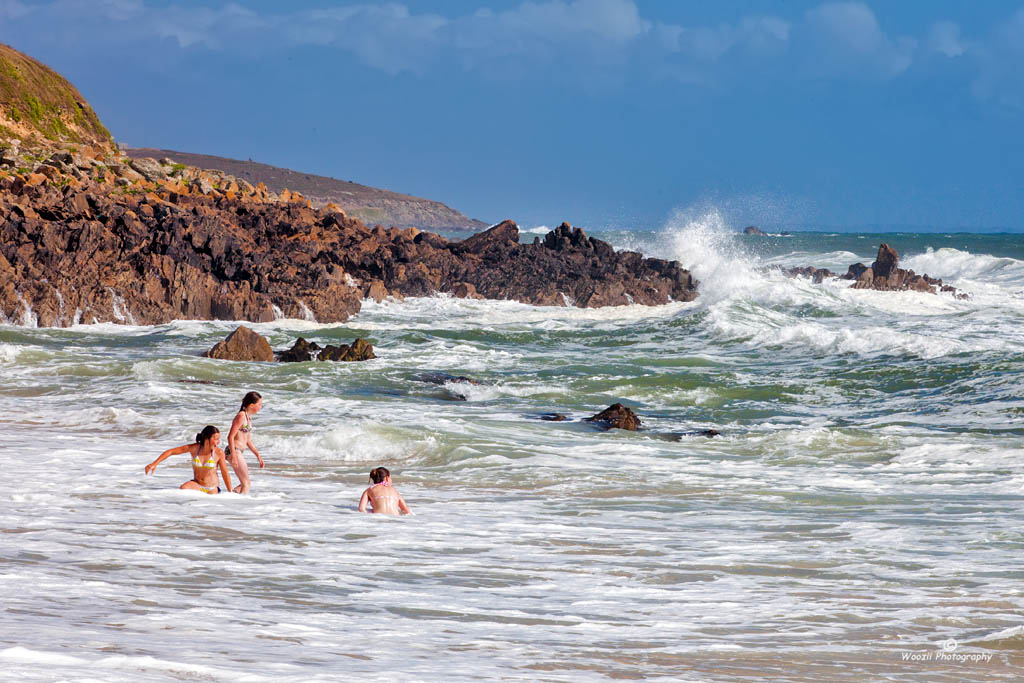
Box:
2, 213, 1023, 681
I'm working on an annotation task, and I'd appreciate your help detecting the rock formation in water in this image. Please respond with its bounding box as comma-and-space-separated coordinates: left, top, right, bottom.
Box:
585, 403, 642, 431
0, 167, 698, 326
785, 243, 965, 297
276, 337, 376, 362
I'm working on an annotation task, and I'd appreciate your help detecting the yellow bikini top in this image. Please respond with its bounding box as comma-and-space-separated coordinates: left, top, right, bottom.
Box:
192, 448, 217, 468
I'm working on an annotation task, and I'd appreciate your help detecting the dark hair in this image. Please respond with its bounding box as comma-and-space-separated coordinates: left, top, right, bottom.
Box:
241, 391, 262, 411
369, 467, 390, 484
195, 425, 219, 445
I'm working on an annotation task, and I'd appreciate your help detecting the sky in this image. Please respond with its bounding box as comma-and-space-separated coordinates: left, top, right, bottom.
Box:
2, 0, 1023, 231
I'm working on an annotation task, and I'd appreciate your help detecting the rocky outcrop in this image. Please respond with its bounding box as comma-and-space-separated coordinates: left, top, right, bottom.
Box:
203, 326, 274, 362
585, 403, 642, 431
276, 337, 376, 362
743, 226, 768, 236
785, 244, 966, 297
0, 163, 697, 328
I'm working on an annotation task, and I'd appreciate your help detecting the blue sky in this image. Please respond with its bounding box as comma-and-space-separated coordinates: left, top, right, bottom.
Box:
2, 1, 1023, 231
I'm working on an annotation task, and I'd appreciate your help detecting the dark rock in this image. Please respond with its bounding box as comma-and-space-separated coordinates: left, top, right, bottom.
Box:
414, 372, 486, 386
872, 243, 899, 279
204, 326, 274, 362
538, 412, 569, 421
782, 244, 967, 298
1, 175, 697, 326
585, 403, 641, 431
743, 226, 768, 236
277, 337, 321, 362
319, 338, 376, 362
278, 337, 375, 362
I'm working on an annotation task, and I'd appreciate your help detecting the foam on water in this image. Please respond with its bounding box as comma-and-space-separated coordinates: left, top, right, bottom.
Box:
3, 229, 1024, 679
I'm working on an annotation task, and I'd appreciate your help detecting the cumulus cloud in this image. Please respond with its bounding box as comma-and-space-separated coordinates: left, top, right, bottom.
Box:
802, 2, 915, 79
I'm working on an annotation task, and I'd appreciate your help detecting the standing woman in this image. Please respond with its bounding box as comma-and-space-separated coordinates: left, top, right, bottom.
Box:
145, 426, 231, 494
227, 391, 265, 494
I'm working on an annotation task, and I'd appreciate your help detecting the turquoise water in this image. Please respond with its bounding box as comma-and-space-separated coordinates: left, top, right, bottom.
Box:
1, 219, 1024, 680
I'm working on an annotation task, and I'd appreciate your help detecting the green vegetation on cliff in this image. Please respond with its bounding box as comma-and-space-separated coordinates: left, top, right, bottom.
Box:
0, 43, 111, 146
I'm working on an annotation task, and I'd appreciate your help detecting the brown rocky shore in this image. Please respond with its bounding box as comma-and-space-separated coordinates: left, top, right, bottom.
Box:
0, 152, 698, 327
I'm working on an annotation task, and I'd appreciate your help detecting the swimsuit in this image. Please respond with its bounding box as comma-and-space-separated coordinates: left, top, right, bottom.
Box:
228, 413, 252, 457
192, 450, 218, 468
369, 482, 399, 509
197, 484, 221, 494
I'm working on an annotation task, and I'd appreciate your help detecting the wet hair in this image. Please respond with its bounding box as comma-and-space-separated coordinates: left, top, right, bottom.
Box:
195, 425, 219, 445
369, 467, 390, 484
241, 391, 262, 411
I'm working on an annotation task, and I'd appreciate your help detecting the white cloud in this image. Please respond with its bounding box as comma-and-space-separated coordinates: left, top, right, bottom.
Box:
803, 2, 915, 79
658, 16, 790, 62
926, 20, 964, 58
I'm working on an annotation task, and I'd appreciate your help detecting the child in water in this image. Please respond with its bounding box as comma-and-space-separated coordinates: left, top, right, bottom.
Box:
145, 426, 231, 494
358, 467, 411, 515
227, 391, 264, 494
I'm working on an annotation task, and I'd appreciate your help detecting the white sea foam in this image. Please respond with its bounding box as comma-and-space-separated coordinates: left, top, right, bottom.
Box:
0, 343, 22, 362
903, 247, 1024, 286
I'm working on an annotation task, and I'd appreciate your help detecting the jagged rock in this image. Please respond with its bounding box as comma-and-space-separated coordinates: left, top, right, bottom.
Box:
0, 172, 697, 327
276, 337, 321, 362
365, 280, 388, 303
743, 226, 768, 235
784, 244, 967, 298
318, 338, 376, 361
873, 243, 899, 279
585, 403, 641, 431
450, 282, 481, 299
203, 326, 274, 362
128, 157, 167, 182
277, 337, 375, 362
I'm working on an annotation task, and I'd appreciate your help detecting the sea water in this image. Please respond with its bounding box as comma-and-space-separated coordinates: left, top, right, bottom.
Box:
2, 214, 1024, 680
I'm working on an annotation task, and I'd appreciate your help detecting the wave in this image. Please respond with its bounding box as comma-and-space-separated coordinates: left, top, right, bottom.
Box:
0, 343, 22, 363
903, 247, 1024, 286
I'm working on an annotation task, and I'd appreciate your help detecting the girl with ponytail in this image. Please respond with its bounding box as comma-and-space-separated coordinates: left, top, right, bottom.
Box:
226, 391, 264, 494
145, 425, 232, 494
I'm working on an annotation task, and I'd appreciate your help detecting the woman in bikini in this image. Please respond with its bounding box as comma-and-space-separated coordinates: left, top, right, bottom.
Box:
227, 391, 264, 494
145, 425, 232, 494
358, 467, 411, 515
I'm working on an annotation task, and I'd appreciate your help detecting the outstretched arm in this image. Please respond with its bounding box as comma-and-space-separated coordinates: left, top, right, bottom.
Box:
358, 489, 370, 513
217, 448, 233, 492
145, 444, 191, 475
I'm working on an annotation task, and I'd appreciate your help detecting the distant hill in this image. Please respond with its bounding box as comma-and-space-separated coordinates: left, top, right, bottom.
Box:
0, 43, 111, 146
126, 148, 488, 232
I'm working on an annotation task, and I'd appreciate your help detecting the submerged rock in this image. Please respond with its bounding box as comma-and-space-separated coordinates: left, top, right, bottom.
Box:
203, 326, 274, 362
585, 403, 641, 431
414, 372, 487, 386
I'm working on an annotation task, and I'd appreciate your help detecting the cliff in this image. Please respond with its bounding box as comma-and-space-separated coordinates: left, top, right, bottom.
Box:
0, 43, 111, 147
125, 148, 488, 232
